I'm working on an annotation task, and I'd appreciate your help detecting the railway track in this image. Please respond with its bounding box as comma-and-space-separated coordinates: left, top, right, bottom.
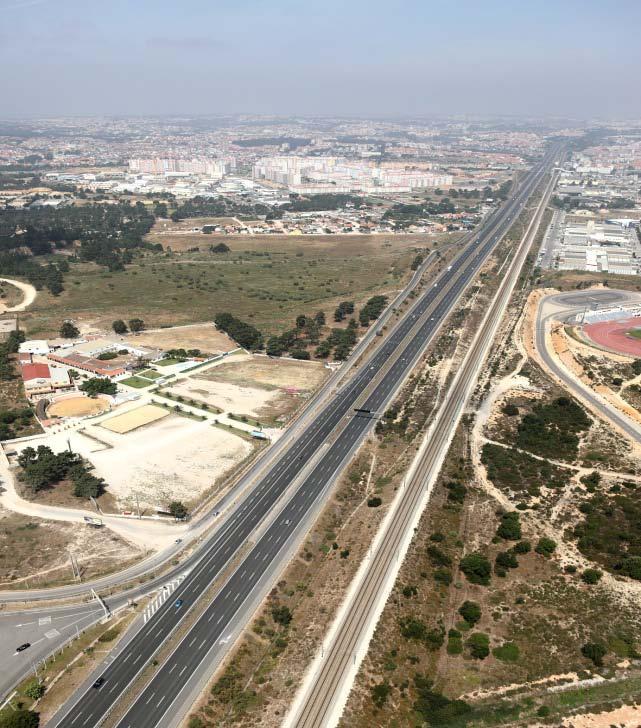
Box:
289, 156, 559, 728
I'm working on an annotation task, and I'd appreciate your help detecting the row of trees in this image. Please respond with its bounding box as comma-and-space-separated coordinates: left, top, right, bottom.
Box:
0, 329, 25, 380
214, 312, 263, 350
112, 318, 145, 334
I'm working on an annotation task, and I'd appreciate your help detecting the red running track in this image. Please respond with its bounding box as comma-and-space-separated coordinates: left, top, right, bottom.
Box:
584, 316, 641, 357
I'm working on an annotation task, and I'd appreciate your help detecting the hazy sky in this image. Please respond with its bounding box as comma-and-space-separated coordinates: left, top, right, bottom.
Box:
1, 0, 639, 118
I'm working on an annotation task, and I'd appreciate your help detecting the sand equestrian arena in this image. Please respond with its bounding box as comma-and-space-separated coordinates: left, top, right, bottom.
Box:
100, 404, 169, 433
47, 395, 110, 418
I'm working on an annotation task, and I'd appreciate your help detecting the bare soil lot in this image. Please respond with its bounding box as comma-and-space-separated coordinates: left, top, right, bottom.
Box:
0, 507, 141, 587
183, 355, 329, 423
87, 415, 253, 510
126, 323, 235, 354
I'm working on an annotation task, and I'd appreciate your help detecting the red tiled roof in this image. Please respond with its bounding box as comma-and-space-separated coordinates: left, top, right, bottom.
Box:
21, 362, 51, 381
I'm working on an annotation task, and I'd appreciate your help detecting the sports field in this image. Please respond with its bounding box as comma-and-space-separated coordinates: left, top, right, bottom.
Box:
101, 404, 169, 433
584, 316, 641, 358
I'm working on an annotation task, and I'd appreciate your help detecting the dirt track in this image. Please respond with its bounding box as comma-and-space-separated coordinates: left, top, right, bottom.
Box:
0, 277, 37, 313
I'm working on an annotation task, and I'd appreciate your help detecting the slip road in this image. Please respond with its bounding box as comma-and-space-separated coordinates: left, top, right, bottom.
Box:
50, 150, 555, 728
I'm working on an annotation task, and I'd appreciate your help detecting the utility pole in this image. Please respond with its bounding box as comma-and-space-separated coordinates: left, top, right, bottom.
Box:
135, 493, 141, 519
68, 550, 81, 581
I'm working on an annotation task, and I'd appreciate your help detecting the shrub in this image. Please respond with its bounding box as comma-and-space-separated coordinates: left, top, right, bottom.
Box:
493, 642, 520, 662
0, 710, 40, 728
496, 512, 522, 540
458, 601, 481, 626
271, 605, 292, 627
427, 545, 452, 567
502, 403, 519, 416
580, 471, 601, 489
581, 568, 602, 585
447, 635, 463, 655
459, 553, 492, 586
513, 540, 531, 554
433, 568, 452, 585
581, 641, 607, 666
496, 551, 518, 570
537, 706, 550, 717
367, 497, 382, 508
535, 537, 557, 557
23, 681, 45, 700
445, 480, 467, 504
98, 627, 120, 642
371, 681, 391, 708
466, 632, 490, 659
412, 674, 471, 725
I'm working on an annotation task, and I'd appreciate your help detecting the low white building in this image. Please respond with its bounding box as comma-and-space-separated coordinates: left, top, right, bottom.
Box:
19, 340, 50, 356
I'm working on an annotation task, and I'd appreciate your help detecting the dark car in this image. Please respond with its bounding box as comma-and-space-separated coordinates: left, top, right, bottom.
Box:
16, 643, 30, 653
93, 677, 105, 689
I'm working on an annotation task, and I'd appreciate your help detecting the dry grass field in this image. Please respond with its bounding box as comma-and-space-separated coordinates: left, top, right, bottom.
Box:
21, 232, 456, 338
126, 323, 235, 354
201, 355, 328, 391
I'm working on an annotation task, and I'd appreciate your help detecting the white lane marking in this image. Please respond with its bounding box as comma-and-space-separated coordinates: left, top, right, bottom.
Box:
157, 696, 165, 707
179, 665, 187, 676
169, 663, 177, 673
133, 654, 141, 664
70, 713, 82, 725
145, 692, 156, 704
189, 637, 197, 647
199, 639, 207, 649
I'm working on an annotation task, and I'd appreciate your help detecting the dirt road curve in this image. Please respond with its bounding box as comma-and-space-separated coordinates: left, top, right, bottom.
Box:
0, 277, 37, 313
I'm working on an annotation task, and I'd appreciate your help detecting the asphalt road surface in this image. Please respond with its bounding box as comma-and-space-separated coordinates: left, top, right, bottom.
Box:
536, 289, 641, 444
49, 150, 556, 728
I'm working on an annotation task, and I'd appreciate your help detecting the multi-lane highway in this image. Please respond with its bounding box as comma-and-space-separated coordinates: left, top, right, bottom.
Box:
288, 160, 560, 728
49, 149, 557, 728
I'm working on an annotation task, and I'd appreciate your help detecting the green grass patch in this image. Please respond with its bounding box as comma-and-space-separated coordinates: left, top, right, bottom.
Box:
492, 642, 520, 662
156, 357, 184, 367
119, 376, 152, 388
140, 369, 163, 379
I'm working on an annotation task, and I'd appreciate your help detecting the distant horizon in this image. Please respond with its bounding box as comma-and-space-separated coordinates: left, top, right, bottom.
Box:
1, 0, 639, 118
1, 112, 640, 124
